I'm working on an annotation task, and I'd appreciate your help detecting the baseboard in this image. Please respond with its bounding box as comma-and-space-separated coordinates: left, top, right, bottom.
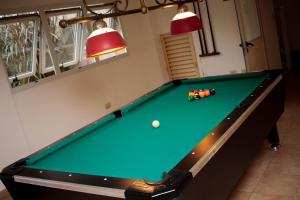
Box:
0, 190, 10, 199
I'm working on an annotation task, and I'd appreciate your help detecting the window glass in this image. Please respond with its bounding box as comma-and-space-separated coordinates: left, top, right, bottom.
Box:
47, 12, 80, 72
40, 32, 55, 74
0, 20, 35, 77
45, 49, 53, 70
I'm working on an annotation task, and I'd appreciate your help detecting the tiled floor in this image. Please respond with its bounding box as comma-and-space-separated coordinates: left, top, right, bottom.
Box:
1, 74, 300, 200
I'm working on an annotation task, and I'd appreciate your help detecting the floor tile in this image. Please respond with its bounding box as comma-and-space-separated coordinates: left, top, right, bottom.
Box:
294, 184, 300, 200
282, 127, 300, 147
0, 191, 12, 200
235, 170, 263, 192
246, 145, 275, 174
249, 193, 294, 200
228, 191, 251, 200
254, 173, 300, 196
277, 114, 294, 137
266, 147, 300, 176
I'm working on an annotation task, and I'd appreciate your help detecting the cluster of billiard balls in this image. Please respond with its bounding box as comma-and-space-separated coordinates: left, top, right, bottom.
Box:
151, 89, 216, 128
188, 89, 216, 101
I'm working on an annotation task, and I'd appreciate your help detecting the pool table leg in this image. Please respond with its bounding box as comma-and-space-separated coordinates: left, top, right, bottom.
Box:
267, 126, 280, 151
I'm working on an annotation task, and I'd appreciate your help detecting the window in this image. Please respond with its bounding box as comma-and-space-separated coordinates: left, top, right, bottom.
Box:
44, 10, 82, 72
0, 5, 127, 89
0, 15, 56, 88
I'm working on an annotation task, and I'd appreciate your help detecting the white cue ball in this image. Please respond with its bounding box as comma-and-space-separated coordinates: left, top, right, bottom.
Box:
152, 120, 160, 128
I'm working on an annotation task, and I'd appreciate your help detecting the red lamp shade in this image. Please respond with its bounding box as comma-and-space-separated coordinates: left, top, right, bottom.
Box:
171, 11, 202, 35
86, 28, 127, 58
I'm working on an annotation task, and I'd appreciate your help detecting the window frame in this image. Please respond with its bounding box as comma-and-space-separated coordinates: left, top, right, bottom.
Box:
41, 9, 82, 73
0, 15, 39, 82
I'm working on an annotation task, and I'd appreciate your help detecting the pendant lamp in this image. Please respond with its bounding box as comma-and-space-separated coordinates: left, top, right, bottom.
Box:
171, 5, 202, 35
86, 19, 127, 58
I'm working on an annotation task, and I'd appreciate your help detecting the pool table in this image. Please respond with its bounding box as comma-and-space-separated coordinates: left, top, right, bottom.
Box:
1, 70, 285, 200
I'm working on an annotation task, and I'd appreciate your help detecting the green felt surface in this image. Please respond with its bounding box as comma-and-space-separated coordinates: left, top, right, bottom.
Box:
121, 82, 175, 115
26, 114, 116, 165
27, 72, 269, 181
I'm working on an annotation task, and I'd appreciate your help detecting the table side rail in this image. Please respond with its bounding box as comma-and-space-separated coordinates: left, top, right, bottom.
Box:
189, 75, 283, 177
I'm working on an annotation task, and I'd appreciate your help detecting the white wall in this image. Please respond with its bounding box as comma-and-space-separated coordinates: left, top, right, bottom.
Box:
147, 1, 246, 77
148, 5, 178, 79
0, 60, 30, 190
194, 0, 246, 75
